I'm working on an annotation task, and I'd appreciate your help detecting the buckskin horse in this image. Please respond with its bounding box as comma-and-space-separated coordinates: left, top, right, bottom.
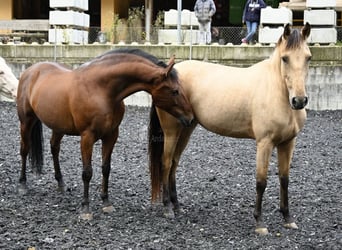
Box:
16, 49, 193, 220
149, 23, 311, 235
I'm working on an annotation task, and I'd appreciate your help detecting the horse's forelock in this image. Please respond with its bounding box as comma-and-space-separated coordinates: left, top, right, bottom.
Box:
277, 28, 305, 50
286, 29, 302, 50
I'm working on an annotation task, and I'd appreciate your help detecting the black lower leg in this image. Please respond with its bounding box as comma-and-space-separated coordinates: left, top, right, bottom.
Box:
279, 176, 293, 223
81, 167, 92, 214
254, 179, 267, 228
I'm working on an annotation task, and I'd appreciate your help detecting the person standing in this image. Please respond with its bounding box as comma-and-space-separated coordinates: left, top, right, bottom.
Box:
242, 0, 266, 44
194, 0, 216, 45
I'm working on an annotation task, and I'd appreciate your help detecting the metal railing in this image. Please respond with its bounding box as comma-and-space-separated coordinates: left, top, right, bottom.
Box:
90, 26, 342, 45
1, 26, 341, 45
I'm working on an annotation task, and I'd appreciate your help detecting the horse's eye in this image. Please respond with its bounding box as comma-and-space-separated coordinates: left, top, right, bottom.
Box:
307, 56, 312, 62
0, 71, 4, 75
281, 56, 289, 64
172, 90, 179, 96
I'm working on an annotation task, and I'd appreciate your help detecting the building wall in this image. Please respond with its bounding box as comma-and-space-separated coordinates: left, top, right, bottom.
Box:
101, 0, 129, 32
0, 0, 13, 19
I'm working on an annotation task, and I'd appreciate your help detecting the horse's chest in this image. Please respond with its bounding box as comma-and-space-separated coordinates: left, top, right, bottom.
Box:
272, 117, 304, 143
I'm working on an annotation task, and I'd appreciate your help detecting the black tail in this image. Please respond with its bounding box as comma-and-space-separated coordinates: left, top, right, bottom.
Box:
29, 120, 44, 174
148, 104, 164, 202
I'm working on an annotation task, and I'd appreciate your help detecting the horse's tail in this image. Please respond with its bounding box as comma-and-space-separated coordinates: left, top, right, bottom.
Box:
29, 120, 44, 174
148, 104, 164, 202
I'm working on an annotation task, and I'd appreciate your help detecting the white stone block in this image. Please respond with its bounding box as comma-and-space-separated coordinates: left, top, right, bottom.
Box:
190, 11, 200, 26
164, 9, 199, 27
308, 28, 337, 43
304, 10, 336, 25
81, 12, 90, 27
181, 9, 199, 27
49, 10, 89, 27
164, 9, 178, 27
124, 92, 151, 107
260, 7, 292, 25
258, 26, 284, 44
48, 28, 88, 44
306, 0, 336, 8
158, 29, 199, 44
50, 0, 88, 11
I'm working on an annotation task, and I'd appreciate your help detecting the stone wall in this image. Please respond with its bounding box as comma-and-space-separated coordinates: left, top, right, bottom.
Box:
0, 44, 341, 110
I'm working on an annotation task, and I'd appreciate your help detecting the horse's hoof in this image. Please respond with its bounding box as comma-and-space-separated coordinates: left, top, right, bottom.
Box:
175, 207, 185, 214
284, 222, 298, 229
79, 213, 93, 221
57, 186, 65, 193
102, 205, 114, 214
163, 208, 175, 219
17, 184, 28, 195
255, 227, 269, 235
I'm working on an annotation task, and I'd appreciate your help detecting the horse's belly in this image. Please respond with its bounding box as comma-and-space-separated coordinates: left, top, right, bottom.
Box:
32, 97, 77, 134
195, 107, 254, 138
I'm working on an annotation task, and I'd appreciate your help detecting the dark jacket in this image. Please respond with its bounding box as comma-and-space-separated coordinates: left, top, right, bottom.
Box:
242, 0, 266, 23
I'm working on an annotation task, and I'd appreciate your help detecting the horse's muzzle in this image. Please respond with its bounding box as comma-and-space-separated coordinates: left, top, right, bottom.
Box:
291, 96, 308, 110
179, 116, 194, 127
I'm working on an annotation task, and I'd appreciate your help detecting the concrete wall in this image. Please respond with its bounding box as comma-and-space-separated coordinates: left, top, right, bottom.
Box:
0, 44, 341, 110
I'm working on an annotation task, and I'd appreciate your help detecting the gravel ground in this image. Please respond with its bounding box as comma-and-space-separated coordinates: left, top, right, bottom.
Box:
0, 101, 341, 250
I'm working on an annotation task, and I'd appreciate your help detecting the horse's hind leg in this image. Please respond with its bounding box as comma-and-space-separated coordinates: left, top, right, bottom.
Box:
50, 131, 65, 192
18, 117, 37, 194
254, 139, 273, 235
277, 139, 298, 230
100, 129, 119, 214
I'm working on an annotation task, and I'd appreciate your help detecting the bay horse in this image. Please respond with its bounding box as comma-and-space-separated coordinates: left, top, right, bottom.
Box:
16, 49, 193, 220
0, 56, 18, 101
149, 23, 311, 235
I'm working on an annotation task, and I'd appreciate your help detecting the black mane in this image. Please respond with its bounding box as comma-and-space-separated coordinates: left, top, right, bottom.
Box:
100, 48, 179, 79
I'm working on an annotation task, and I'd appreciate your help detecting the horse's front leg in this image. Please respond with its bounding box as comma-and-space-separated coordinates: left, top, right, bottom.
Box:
161, 130, 183, 219
79, 132, 96, 220
169, 125, 197, 213
277, 139, 298, 230
100, 129, 119, 214
50, 131, 65, 192
254, 139, 273, 235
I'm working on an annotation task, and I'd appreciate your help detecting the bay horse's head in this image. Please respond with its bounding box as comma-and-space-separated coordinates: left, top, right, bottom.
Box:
277, 23, 311, 110
150, 56, 193, 126
0, 57, 18, 100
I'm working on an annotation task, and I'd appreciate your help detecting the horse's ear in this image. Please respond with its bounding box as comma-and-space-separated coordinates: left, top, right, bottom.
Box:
165, 55, 176, 77
283, 23, 291, 40
301, 22, 311, 40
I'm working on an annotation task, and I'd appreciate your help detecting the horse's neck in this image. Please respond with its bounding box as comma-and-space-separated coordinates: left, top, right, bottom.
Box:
97, 62, 159, 101
267, 50, 286, 88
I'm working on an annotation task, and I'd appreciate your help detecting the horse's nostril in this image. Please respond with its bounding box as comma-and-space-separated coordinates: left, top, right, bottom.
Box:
291, 96, 308, 110
291, 97, 298, 107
